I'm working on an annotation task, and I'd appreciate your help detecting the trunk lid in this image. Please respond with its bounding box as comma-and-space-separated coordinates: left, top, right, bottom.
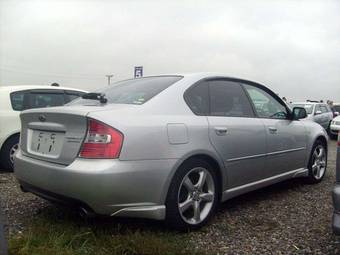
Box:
19, 104, 133, 165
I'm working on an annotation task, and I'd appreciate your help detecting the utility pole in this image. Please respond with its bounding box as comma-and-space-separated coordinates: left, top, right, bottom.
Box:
105, 75, 114, 85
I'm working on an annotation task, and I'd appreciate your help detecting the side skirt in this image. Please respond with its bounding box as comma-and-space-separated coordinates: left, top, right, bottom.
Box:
222, 168, 309, 201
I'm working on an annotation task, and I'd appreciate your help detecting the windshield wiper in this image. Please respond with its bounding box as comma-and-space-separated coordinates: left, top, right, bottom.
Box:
81, 93, 107, 104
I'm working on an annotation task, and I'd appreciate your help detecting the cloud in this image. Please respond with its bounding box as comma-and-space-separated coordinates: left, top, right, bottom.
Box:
0, 0, 339, 101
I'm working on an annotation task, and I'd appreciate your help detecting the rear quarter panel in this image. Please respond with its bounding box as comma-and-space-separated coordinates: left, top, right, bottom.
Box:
87, 103, 227, 202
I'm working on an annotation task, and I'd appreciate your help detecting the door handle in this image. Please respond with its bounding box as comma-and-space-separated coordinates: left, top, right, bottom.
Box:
214, 127, 228, 136
268, 127, 278, 133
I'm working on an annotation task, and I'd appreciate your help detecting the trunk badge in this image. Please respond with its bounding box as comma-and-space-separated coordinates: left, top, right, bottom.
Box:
39, 115, 46, 122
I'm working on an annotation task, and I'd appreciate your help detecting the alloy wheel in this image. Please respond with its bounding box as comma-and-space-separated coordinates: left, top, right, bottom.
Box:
311, 145, 326, 180
9, 143, 19, 165
177, 167, 215, 225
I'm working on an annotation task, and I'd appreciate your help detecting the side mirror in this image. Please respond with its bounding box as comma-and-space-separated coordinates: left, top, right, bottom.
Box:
292, 107, 307, 120
335, 112, 339, 116
315, 110, 322, 115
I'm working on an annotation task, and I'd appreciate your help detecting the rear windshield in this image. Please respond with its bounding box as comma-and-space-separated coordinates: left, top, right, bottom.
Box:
70, 76, 183, 105
291, 104, 314, 114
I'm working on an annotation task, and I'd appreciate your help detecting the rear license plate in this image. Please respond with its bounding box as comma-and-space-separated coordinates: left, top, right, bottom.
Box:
30, 130, 64, 156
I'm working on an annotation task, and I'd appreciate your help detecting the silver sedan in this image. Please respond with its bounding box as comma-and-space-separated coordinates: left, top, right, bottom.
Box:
14, 73, 328, 230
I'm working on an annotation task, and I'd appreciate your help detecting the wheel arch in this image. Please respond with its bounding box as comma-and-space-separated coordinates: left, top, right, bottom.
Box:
307, 135, 328, 165
0, 132, 20, 153
162, 151, 225, 203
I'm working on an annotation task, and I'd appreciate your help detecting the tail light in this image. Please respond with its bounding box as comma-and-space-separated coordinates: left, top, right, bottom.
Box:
79, 119, 123, 159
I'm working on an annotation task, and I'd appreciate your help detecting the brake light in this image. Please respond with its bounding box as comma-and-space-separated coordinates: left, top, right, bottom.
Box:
79, 119, 123, 158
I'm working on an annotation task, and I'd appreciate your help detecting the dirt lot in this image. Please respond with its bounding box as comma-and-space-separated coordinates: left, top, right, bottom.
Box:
1, 140, 340, 254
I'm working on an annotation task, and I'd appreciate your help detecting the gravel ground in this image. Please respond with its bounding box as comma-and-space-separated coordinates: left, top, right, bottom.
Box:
1, 140, 340, 254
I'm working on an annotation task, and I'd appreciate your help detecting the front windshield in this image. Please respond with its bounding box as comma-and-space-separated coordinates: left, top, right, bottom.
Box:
292, 104, 314, 114
70, 76, 183, 105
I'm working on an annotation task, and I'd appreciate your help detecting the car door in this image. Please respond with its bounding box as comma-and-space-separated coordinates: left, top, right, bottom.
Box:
205, 79, 267, 189
243, 84, 307, 176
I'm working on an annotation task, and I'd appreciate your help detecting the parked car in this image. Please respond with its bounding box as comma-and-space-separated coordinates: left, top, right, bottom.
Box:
332, 103, 340, 117
333, 132, 340, 234
330, 116, 340, 139
0, 85, 87, 170
291, 101, 334, 131
14, 74, 328, 230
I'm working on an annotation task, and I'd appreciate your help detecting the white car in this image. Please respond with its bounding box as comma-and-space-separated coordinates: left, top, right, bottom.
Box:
332, 103, 340, 117
0, 85, 87, 170
330, 116, 340, 139
291, 101, 334, 131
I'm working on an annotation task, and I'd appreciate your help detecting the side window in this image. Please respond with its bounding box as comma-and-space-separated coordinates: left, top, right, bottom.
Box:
315, 104, 321, 114
10, 91, 26, 111
28, 90, 65, 109
243, 84, 288, 119
209, 80, 254, 117
320, 105, 329, 113
184, 81, 209, 115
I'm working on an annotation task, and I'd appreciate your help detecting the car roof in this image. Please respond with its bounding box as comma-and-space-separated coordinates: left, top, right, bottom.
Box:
0, 85, 87, 93
135, 72, 263, 84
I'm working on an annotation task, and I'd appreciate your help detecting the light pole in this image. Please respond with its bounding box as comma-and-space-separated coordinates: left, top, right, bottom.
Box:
105, 75, 114, 85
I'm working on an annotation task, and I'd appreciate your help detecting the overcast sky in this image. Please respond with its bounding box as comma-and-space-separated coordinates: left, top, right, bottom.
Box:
0, 0, 339, 101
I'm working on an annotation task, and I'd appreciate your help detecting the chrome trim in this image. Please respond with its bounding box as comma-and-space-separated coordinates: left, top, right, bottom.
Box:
227, 153, 266, 162
227, 147, 306, 162
111, 205, 166, 220
222, 168, 308, 201
266, 147, 306, 156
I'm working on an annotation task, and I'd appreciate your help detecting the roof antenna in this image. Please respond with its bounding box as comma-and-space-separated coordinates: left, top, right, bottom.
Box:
51, 83, 60, 87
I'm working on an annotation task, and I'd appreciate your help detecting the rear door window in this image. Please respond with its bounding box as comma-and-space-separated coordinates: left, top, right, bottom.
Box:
209, 80, 254, 117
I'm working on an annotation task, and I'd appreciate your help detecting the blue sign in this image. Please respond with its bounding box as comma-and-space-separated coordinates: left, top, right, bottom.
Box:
134, 66, 143, 78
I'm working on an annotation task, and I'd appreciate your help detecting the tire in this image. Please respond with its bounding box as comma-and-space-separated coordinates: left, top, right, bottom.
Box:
0, 135, 20, 171
165, 158, 219, 231
306, 140, 327, 184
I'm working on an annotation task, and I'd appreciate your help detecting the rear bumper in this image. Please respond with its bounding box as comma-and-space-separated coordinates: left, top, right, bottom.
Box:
14, 151, 177, 220
332, 184, 340, 234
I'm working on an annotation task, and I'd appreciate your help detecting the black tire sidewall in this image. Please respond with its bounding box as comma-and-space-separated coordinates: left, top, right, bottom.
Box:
0, 135, 19, 171
165, 158, 219, 231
